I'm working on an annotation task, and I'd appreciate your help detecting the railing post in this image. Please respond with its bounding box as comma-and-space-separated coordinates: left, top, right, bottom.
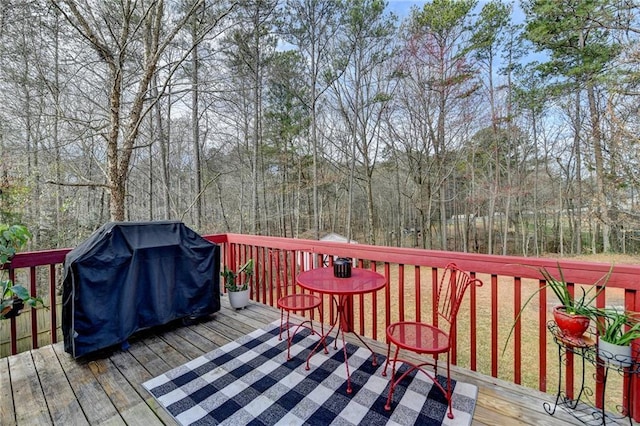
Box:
491, 274, 498, 378
565, 282, 575, 400
538, 280, 547, 392
595, 286, 607, 410
629, 289, 640, 421
9, 268, 18, 355
633, 339, 640, 422
30, 266, 38, 349
470, 271, 478, 372
49, 264, 58, 344
514, 276, 522, 385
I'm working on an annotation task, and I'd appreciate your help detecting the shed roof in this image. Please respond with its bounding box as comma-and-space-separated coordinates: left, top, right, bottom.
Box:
319, 232, 357, 244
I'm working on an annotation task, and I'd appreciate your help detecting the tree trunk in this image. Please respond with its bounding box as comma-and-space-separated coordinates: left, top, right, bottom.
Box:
191, 12, 202, 229
587, 82, 609, 252
574, 89, 582, 254
250, 4, 261, 235
155, 75, 171, 220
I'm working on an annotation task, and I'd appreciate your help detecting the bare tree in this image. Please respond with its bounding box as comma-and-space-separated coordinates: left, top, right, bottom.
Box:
395, 0, 477, 250
281, 0, 343, 239
330, 0, 396, 245
51, 0, 234, 221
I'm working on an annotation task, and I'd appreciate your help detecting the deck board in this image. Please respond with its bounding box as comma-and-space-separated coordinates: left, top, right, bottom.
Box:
2, 299, 583, 425
10, 351, 51, 424
1, 356, 16, 425
51, 343, 122, 424
32, 345, 88, 425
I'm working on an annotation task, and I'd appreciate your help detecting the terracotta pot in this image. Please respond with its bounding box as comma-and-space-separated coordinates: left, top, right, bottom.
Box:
553, 306, 590, 338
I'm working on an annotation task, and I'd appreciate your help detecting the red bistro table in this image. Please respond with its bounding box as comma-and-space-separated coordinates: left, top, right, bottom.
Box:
296, 267, 386, 393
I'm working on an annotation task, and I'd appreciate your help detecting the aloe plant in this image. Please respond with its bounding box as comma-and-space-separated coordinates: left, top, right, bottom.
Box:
538, 263, 609, 316
502, 262, 611, 355
1, 224, 45, 319
596, 308, 640, 346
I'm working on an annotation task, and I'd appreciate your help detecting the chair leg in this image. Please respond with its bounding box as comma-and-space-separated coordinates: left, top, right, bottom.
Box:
285, 310, 293, 361
384, 345, 401, 411
279, 308, 285, 341
280, 301, 328, 362
446, 353, 454, 419
316, 306, 328, 354
382, 342, 392, 377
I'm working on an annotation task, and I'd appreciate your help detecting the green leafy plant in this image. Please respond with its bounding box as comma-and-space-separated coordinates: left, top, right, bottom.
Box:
221, 259, 254, 292
1, 224, 45, 319
0, 224, 31, 264
595, 308, 640, 346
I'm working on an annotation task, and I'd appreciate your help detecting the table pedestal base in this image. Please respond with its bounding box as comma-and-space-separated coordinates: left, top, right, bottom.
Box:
305, 295, 378, 394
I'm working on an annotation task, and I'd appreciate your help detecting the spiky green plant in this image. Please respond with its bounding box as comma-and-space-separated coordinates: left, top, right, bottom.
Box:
538, 263, 609, 316
502, 262, 611, 355
596, 308, 640, 346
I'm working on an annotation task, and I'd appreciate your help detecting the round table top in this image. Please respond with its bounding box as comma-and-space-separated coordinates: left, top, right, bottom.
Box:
296, 267, 386, 296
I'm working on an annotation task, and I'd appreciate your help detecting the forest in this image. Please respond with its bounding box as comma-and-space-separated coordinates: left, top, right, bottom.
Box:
1, 0, 639, 256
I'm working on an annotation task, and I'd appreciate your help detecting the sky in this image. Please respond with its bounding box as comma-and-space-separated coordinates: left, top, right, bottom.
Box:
386, 0, 526, 23
387, 0, 426, 16
386, 0, 426, 17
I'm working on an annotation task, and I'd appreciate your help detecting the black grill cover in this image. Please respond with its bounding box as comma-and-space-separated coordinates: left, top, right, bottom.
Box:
62, 221, 220, 358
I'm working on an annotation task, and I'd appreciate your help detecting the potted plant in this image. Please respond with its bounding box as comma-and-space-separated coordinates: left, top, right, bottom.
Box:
539, 264, 609, 340
594, 307, 640, 367
503, 263, 610, 353
221, 259, 253, 309
1, 224, 45, 319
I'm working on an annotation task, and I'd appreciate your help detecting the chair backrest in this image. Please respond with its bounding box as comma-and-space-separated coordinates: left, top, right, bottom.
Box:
436, 263, 483, 332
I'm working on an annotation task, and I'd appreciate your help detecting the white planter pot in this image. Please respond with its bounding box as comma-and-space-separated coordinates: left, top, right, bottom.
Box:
598, 339, 633, 367
228, 289, 250, 309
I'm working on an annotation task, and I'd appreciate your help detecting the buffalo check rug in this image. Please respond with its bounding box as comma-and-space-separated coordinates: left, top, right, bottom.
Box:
143, 321, 477, 425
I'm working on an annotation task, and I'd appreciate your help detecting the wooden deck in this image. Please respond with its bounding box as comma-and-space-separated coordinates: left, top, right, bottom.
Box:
1, 299, 582, 425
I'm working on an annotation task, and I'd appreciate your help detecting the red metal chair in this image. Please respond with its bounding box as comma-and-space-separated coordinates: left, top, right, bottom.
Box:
277, 293, 327, 361
382, 263, 483, 419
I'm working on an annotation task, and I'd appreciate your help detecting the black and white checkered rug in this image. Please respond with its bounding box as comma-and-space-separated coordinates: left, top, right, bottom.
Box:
143, 321, 477, 425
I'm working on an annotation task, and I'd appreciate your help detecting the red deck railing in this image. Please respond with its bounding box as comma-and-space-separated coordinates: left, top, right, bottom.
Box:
2, 232, 639, 420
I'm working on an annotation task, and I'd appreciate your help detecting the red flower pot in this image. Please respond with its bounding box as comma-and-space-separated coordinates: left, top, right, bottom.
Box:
553, 306, 590, 338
